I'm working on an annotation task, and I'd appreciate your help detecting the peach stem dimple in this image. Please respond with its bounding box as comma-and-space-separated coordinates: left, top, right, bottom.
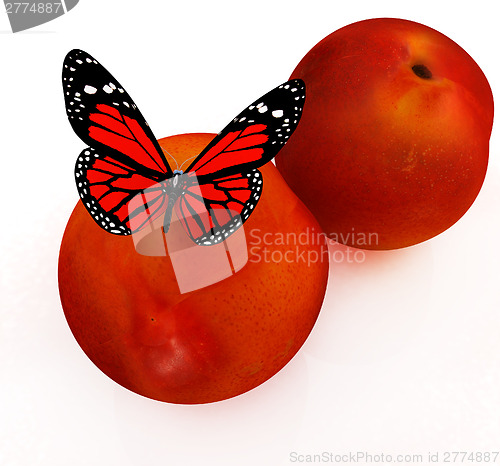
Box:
412, 64, 433, 79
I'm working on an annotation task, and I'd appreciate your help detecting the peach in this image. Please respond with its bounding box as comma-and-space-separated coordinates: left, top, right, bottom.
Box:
276, 18, 494, 249
58, 133, 329, 404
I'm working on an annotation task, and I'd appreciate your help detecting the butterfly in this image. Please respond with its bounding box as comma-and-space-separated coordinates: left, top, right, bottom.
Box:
62, 49, 305, 246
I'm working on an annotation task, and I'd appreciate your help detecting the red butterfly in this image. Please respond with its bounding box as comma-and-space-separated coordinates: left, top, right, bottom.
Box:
63, 49, 305, 245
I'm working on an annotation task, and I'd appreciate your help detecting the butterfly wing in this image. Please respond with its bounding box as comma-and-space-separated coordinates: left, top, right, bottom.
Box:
75, 148, 173, 235
175, 79, 305, 245
175, 170, 262, 245
63, 49, 174, 234
184, 79, 305, 180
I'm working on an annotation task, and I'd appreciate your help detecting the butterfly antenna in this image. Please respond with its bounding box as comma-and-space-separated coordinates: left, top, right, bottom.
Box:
161, 147, 179, 171
179, 153, 200, 171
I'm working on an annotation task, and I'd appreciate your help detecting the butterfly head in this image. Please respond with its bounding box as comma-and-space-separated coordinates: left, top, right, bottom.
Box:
172, 170, 184, 188
160, 170, 187, 199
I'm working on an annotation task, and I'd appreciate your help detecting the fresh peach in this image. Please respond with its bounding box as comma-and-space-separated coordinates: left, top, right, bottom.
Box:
276, 18, 494, 249
58, 133, 329, 404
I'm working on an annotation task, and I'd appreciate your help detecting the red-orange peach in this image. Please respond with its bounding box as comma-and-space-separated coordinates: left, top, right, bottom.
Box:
276, 18, 494, 250
58, 133, 329, 404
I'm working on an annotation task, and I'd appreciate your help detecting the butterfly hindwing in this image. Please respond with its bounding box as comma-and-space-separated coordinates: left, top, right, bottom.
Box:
75, 147, 171, 235
175, 169, 262, 245
184, 79, 305, 180
63, 49, 173, 181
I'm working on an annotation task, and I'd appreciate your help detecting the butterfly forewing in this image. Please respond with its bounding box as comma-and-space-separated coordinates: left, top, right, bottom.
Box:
184, 79, 305, 180
63, 49, 172, 180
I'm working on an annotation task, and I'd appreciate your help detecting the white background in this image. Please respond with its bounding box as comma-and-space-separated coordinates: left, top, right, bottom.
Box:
1, 1, 499, 465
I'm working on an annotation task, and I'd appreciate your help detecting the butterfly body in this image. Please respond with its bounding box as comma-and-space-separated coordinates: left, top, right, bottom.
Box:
158, 171, 198, 234
63, 49, 305, 245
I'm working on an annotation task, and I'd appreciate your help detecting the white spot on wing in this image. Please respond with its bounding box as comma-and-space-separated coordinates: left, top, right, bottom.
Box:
84, 85, 97, 94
